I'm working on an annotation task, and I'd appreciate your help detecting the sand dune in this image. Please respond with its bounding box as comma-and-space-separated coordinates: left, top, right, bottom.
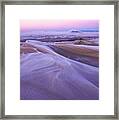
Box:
73, 39, 99, 46
20, 47, 38, 54
54, 43, 98, 58
21, 53, 99, 100
21, 40, 99, 58
54, 39, 99, 46
20, 40, 99, 100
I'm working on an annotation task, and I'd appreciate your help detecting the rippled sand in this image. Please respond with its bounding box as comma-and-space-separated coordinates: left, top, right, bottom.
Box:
20, 40, 99, 100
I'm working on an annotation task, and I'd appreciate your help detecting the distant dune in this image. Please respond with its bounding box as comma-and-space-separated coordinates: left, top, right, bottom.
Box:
73, 39, 99, 46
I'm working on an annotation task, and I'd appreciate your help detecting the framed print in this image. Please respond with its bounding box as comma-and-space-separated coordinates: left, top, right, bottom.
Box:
0, 0, 118, 120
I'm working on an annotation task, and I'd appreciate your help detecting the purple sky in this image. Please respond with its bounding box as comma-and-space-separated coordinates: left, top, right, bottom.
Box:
20, 20, 99, 31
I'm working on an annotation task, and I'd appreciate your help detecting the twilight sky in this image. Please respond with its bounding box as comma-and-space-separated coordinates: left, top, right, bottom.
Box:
20, 20, 99, 31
